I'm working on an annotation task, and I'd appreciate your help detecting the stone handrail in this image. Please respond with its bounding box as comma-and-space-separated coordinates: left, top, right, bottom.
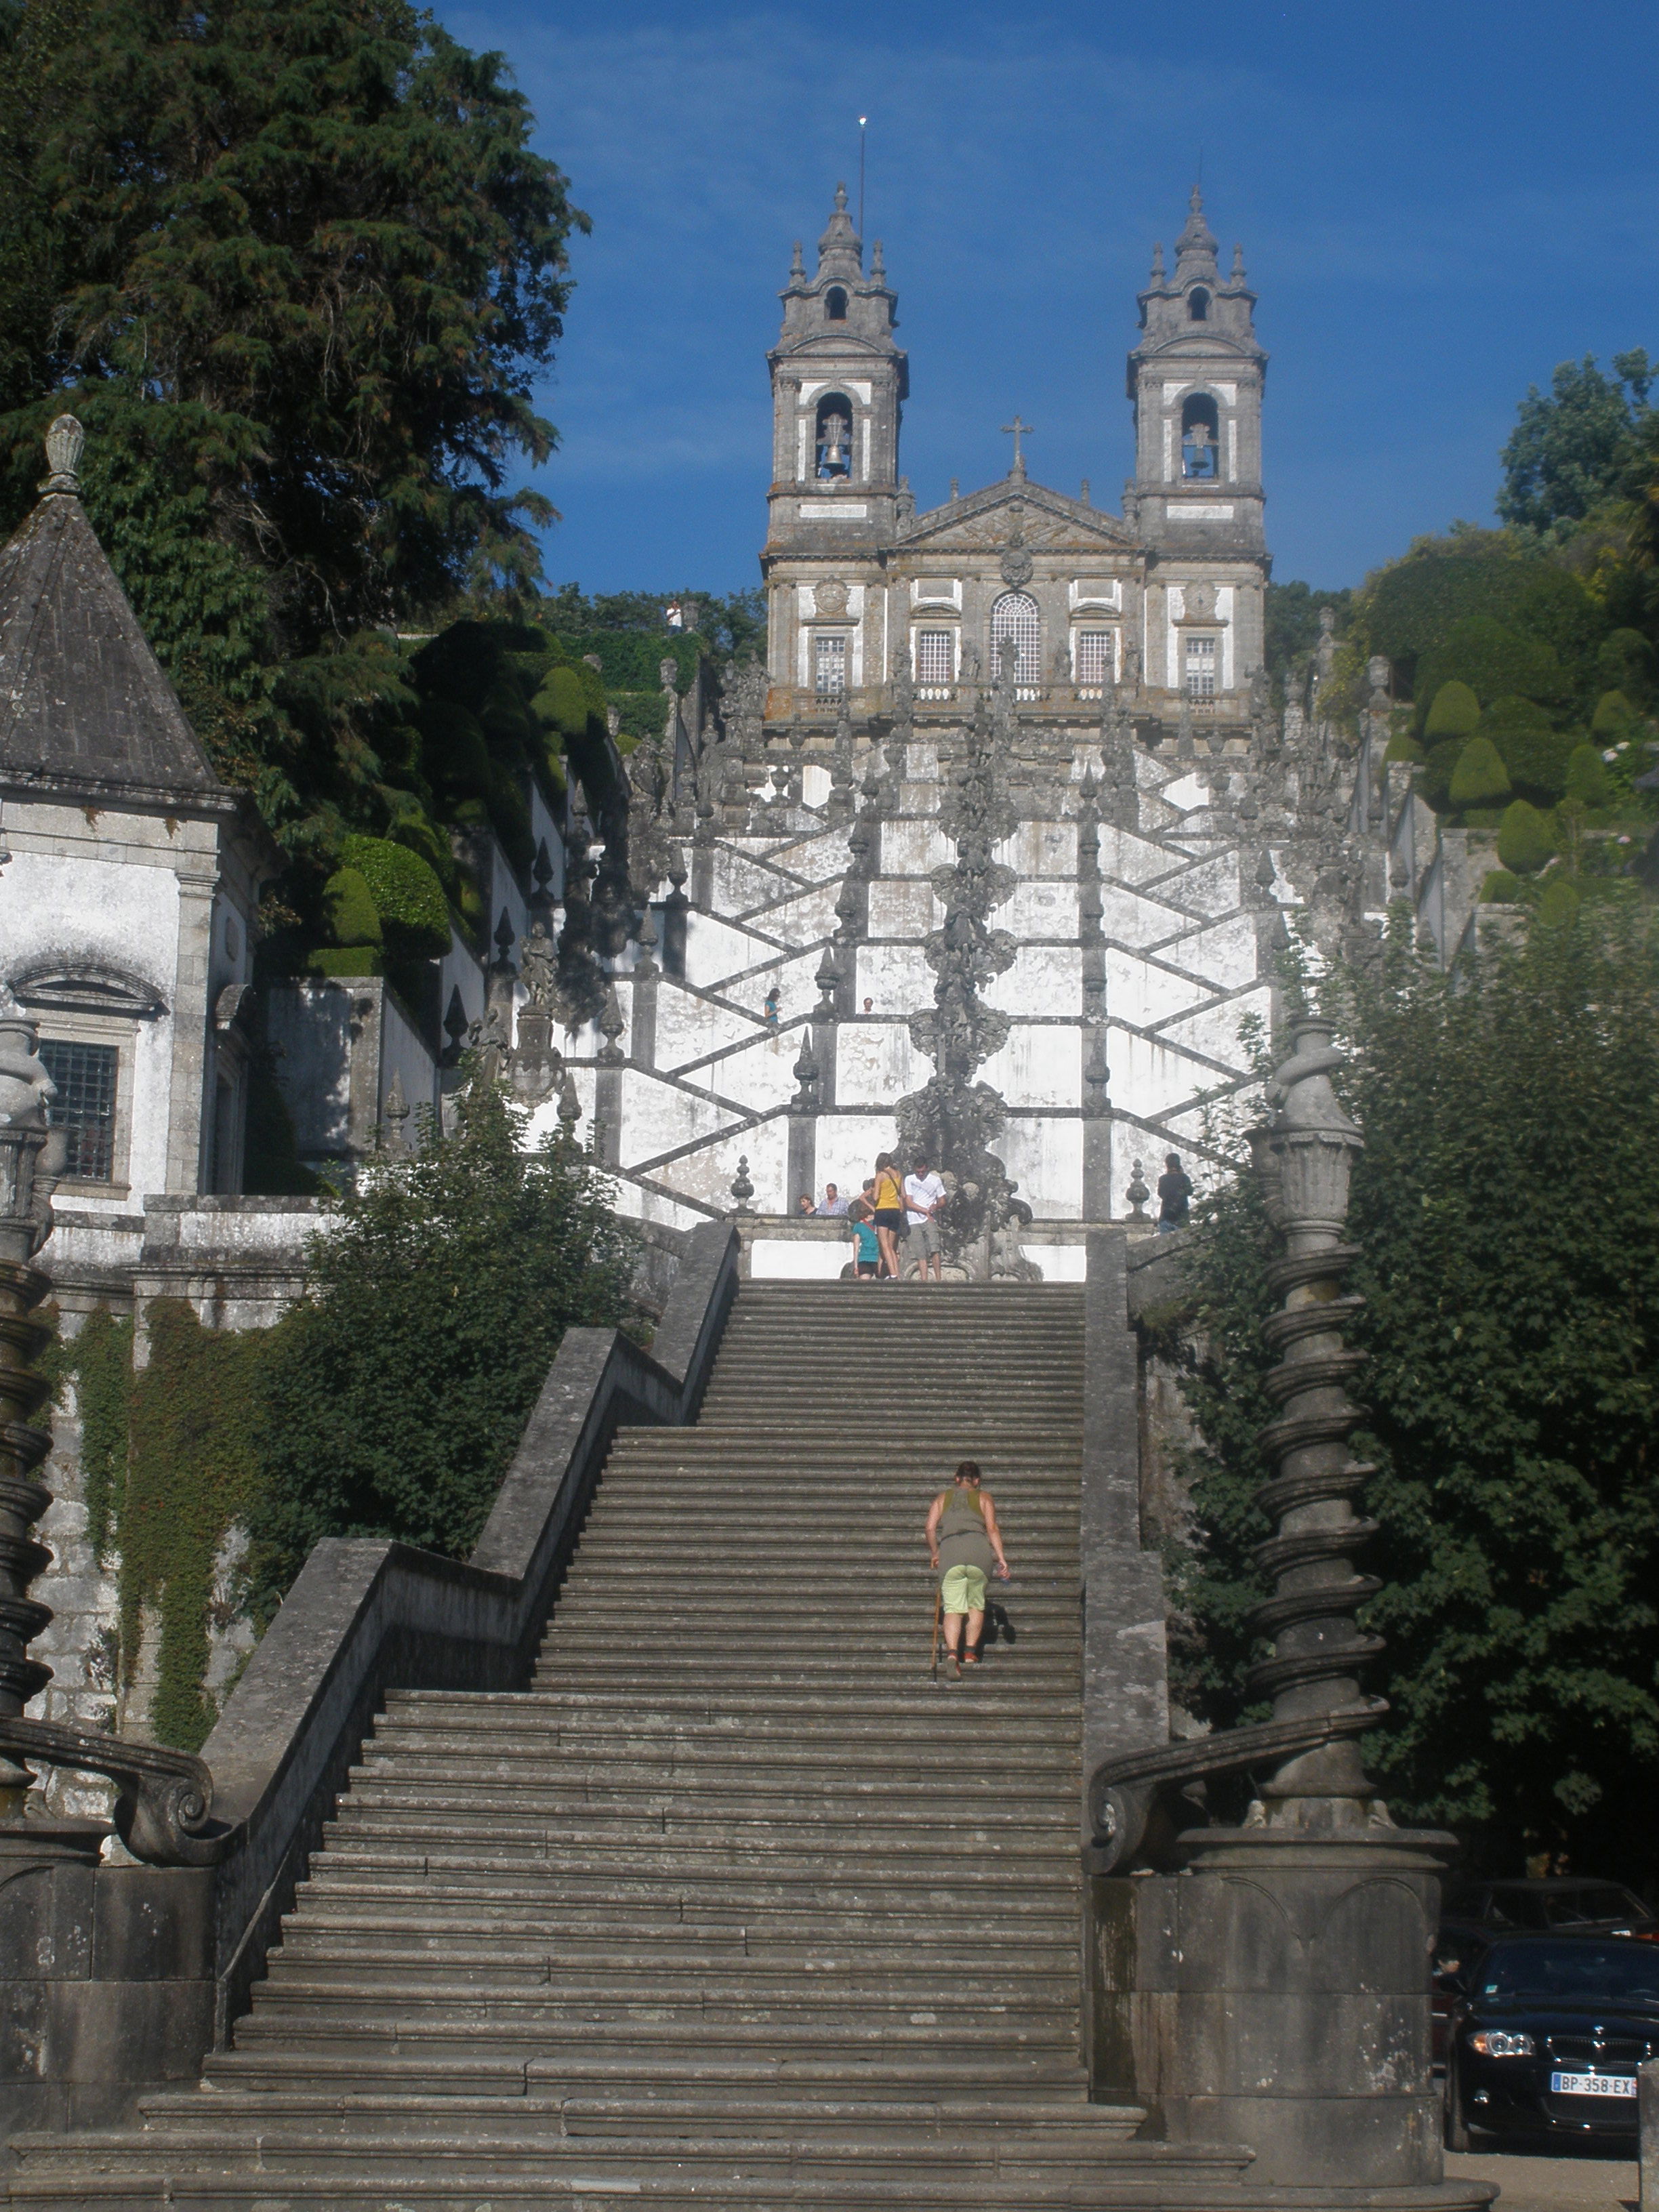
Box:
197, 1217, 738, 2039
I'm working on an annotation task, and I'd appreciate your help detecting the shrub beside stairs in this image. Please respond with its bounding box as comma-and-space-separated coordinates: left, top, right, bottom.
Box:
7, 1282, 1254, 2211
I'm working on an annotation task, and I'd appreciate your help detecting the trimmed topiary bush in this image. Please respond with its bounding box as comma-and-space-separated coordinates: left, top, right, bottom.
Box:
1536, 876, 1582, 927
1384, 731, 1425, 764
1422, 679, 1481, 742
309, 945, 385, 978
1496, 798, 1555, 876
342, 836, 449, 958
1479, 868, 1523, 903
1449, 735, 1511, 808
323, 865, 383, 949
536, 663, 592, 741
1591, 688, 1640, 738
1563, 743, 1612, 808
1420, 739, 1465, 808
1482, 696, 1576, 802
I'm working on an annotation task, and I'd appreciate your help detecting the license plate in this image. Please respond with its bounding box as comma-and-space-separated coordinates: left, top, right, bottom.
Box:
1550, 2070, 1637, 2098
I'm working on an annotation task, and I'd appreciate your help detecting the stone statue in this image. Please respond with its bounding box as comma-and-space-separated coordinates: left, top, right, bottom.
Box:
519, 920, 557, 1011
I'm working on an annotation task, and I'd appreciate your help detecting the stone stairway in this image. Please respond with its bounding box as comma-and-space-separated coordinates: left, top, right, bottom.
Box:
9, 1283, 1250, 2211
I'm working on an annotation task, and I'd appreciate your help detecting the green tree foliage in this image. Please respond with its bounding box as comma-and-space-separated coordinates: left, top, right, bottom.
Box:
1482, 696, 1576, 803
1166, 914, 1659, 1879
246, 1087, 637, 1611
1448, 735, 1511, 809
1358, 533, 1603, 699
1498, 352, 1654, 539
0, 0, 587, 863
1414, 616, 1567, 720
1423, 680, 1482, 741
1496, 798, 1555, 875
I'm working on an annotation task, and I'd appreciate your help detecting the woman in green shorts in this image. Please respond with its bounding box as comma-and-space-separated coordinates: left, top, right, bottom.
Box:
925, 1460, 1010, 1677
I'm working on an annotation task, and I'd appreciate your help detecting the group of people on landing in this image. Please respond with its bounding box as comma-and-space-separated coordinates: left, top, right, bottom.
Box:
796, 1155, 947, 1283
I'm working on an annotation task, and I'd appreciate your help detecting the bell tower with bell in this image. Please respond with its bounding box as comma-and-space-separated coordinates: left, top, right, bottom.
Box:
762, 184, 908, 705
1126, 187, 1269, 708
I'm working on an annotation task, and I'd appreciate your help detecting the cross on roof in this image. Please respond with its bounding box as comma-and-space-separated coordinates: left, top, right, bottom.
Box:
1001, 415, 1034, 474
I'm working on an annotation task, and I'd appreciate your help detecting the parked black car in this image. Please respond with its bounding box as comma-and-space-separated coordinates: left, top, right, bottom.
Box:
1444, 1933, 1659, 2149
1443, 1877, 1657, 1938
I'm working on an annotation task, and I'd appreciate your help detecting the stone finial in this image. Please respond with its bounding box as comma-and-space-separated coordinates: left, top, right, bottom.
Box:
1149, 241, 1166, 284
729, 1154, 755, 1215
441, 985, 470, 1067
596, 983, 627, 1066
789, 240, 804, 281
556, 1068, 582, 1147
492, 907, 516, 975
634, 903, 659, 979
42, 413, 83, 495
1125, 1160, 1150, 1223
1231, 242, 1246, 282
382, 1070, 414, 1155
870, 239, 886, 280
792, 1031, 821, 1108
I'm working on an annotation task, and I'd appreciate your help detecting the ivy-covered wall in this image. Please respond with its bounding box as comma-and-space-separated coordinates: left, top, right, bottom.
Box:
53, 1302, 268, 1753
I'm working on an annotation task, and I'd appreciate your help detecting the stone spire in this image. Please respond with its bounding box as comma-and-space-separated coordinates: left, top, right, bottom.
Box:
0, 417, 228, 808
1172, 182, 1220, 282
815, 181, 863, 283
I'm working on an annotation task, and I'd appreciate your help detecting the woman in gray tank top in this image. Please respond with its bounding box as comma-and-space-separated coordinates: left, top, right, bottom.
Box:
925, 1460, 1010, 1678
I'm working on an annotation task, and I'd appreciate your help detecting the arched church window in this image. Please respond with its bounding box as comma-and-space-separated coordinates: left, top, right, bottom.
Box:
1181, 393, 1221, 480
989, 591, 1042, 686
1188, 287, 1210, 321
814, 393, 853, 480
824, 287, 848, 321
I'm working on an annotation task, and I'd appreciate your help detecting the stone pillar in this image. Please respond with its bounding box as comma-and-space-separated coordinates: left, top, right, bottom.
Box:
1124, 1019, 1479, 2205
165, 861, 218, 1192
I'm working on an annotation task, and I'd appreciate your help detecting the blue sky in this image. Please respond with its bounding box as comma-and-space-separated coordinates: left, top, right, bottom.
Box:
449, 0, 1659, 600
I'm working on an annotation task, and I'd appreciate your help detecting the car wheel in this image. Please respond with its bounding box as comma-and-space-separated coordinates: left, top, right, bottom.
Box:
1444, 2060, 1471, 2154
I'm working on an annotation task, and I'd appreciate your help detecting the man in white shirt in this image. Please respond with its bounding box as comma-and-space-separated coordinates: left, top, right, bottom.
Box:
903, 1155, 947, 1283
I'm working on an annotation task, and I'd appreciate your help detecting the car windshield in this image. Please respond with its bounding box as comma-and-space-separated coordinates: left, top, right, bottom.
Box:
1480, 1942, 1659, 2005
1542, 1887, 1645, 1925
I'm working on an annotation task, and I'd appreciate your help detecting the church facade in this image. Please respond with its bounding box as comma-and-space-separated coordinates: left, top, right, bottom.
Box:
761, 184, 1268, 724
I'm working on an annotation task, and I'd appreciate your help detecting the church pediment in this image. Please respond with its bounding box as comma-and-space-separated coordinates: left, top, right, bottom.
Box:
900, 479, 1134, 556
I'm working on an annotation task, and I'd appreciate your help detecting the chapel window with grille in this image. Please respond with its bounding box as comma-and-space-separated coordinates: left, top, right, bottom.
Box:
814, 632, 847, 697
1074, 629, 1115, 689
39, 1038, 119, 1182
914, 629, 955, 692
1185, 634, 1217, 705
989, 591, 1042, 687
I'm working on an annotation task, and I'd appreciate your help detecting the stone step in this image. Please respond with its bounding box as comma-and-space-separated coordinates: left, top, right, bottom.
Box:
11, 2123, 1208, 2185
384, 1688, 1081, 1721
309, 1856, 1082, 1913
289, 1880, 1082, 1930
222, 2015, 1082, 2066
125, 2088, 1132, 2139
348, 1754, 1075, 1793
270, 1931, 1079, 1975
248, 1965, 1080, 2013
